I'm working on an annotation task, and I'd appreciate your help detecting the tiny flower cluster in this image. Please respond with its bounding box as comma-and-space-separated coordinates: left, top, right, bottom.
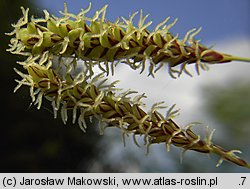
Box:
7, 3, 250, 168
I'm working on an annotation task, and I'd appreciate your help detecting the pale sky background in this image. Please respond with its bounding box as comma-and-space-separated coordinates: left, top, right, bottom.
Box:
34, 0, 250, 172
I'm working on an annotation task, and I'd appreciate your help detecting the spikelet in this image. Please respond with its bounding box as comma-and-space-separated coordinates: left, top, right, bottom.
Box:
13, 62, 249, 168
7, 4, 250, 78
7, 4, 250, 169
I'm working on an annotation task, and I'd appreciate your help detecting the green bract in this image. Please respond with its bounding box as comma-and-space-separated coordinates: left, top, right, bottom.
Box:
7, 3, 250, 169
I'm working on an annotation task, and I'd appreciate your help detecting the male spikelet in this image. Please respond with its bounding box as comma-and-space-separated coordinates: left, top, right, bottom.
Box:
7, 3, 250, 78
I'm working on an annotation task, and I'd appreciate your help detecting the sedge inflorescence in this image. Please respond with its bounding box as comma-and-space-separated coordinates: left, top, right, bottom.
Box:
7, 3, 250, 168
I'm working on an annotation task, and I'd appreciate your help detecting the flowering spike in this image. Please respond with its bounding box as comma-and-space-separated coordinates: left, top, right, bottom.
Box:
11, 63, 249, 168
6, 4, 250, 169
7, 4, 250, 78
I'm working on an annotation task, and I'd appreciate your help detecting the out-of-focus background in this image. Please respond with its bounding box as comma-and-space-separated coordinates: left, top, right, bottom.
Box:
0, 0, 249, 172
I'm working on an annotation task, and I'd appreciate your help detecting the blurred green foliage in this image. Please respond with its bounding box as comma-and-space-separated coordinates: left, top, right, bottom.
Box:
203, 81, 250, 138
202, 80, 250, 172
